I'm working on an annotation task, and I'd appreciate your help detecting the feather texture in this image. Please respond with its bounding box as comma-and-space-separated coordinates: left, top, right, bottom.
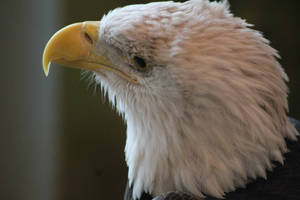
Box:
92, 0, 299, 199
125, 118, 300, 200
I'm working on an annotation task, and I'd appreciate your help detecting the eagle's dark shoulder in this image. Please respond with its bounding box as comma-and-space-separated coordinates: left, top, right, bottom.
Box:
124, 183, 153, 200
124, 118, 300, 200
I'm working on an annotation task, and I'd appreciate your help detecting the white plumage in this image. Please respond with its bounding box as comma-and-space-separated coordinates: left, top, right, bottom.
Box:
93, 1, 297, 199
42, 0, 299, 199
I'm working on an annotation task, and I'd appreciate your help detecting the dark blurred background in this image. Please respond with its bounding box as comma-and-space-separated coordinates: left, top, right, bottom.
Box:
0, 0, 299, 200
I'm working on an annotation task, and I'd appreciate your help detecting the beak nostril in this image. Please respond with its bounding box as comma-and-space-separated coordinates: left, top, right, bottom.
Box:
84, 32, 93, 45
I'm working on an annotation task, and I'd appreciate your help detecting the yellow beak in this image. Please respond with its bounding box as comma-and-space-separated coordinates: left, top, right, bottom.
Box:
42, 21, 138, 84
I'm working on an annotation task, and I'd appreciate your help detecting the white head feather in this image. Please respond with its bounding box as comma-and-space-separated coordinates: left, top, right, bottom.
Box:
92, 0, 297, 199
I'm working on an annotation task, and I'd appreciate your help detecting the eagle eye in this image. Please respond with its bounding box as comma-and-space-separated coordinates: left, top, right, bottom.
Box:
131, 55, 149, 72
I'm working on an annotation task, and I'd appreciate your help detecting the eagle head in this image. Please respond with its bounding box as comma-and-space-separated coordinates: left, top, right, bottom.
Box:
43, 0, 297, 199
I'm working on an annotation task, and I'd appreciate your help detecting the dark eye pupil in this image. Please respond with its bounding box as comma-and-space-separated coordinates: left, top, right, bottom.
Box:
133, 56, 146, 68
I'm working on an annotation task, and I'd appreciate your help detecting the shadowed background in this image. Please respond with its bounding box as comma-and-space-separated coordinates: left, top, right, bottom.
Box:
0, 0, 299, 200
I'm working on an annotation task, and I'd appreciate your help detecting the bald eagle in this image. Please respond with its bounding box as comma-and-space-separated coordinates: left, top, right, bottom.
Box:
43, 0, 300, 200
